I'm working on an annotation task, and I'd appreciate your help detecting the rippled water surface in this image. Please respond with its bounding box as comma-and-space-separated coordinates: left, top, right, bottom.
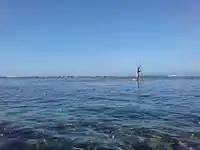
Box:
0, 77, 200, 150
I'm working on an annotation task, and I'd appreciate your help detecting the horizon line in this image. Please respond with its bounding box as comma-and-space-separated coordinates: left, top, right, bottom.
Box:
0, 75, 200, 78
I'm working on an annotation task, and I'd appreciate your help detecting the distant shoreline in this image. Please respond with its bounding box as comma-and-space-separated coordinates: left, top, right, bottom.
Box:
0, 75, 200, 79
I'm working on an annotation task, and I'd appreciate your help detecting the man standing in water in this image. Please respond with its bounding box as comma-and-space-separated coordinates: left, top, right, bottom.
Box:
136, 65, 141, 82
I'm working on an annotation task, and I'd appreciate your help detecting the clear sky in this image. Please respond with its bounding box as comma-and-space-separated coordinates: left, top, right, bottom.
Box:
0, 0, 199, 76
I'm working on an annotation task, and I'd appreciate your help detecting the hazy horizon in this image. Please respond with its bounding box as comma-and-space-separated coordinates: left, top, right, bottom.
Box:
1, 74, 200, 78
0, 0, 199, 76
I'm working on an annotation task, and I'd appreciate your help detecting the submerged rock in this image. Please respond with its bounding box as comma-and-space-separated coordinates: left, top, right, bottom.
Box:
133, 144, 152, 150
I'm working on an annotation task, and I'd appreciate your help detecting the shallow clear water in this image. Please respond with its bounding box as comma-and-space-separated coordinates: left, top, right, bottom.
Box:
0, 77, 200, 149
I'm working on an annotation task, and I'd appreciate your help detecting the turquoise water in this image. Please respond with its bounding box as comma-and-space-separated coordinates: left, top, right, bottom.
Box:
0, 77, 200, 149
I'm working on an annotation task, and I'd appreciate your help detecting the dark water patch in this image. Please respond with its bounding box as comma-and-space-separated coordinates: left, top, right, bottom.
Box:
88, 96, 130, 103
194, 95, 200, 98
138, 94, 153, 98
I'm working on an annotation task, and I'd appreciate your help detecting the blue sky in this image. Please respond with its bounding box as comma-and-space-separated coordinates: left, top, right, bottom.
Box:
0, 0, 199, 76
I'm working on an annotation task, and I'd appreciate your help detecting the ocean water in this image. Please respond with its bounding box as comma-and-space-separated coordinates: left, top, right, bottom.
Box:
0, 77, 200, 150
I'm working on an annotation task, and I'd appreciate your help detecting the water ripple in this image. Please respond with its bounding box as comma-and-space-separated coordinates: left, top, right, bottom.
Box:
0, 78, 200, 149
